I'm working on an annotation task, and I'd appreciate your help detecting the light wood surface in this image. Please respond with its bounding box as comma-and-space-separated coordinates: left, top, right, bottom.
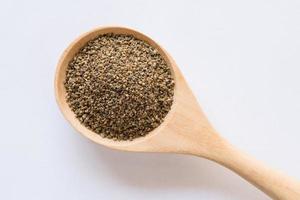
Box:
55, 26, 300, 200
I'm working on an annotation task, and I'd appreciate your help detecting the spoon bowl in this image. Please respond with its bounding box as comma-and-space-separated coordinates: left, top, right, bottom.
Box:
55, 26, 300, 199
55, 26, 209, 153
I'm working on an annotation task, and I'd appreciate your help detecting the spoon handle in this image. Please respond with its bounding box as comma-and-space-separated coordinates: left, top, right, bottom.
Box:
204, 138, 300, 200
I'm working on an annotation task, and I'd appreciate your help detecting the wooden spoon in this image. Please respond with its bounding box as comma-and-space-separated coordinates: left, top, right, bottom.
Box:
55, 26, 300, 199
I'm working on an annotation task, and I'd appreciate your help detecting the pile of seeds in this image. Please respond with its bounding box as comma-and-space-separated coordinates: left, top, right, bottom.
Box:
64, 33, 174, 141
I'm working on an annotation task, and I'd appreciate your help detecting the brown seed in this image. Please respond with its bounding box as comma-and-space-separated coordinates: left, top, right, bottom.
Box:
64, 33, 174, 141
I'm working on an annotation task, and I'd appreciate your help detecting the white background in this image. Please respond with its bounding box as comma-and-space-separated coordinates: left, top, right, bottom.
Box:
1, 0, 300, 199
